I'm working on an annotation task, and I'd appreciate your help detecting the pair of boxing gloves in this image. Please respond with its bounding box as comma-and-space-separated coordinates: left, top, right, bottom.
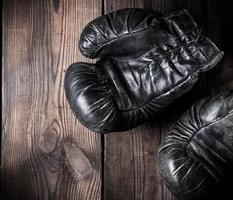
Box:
64, 8, 233, 200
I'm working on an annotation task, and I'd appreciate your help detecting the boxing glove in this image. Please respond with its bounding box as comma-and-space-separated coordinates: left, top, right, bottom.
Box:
64, 8, 223, 133
158, 91, 233, 200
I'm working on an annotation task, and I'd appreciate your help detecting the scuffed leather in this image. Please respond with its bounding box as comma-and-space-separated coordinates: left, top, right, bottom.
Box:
158, 91, 233, 200
65, 8, 223, 133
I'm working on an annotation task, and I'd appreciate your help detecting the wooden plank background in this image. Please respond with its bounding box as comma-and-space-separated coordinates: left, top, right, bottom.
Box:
2, 0, 233, 200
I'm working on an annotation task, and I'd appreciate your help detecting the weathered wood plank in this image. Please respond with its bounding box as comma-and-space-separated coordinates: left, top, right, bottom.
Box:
2, 0, 102, 199
103, 1, 175, 200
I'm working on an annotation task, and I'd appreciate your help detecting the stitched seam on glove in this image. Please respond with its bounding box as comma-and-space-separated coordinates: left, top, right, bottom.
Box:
90, 28, 198, 58
113, 51, 223, 112
110, 32, 198, 62
103, 45, 201, 111
185, 110, 233, 152
184, 111, 233, 182
104, 36, 222, 112
85, 10, 196, 58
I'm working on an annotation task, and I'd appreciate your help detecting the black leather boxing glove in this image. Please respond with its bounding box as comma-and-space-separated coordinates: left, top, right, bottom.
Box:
64, 8, 223, 133
158, 91, 233, 200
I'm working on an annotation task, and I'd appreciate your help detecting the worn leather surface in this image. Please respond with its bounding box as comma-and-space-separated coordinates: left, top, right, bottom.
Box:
158, 91, 233, 200
65, 8, 223, 133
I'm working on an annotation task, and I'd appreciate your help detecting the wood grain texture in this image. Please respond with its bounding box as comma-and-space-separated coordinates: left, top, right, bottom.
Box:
2, 0, 102, 199
103, 1, 175, 200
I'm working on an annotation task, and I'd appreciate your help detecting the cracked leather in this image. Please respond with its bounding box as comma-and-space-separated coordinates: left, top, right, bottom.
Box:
158, 91, 233, 200
64, 8, 223, 133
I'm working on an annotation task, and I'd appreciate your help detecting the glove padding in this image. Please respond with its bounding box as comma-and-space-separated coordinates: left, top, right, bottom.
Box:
65, 8, 223, 133
158, 91, 233, 200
